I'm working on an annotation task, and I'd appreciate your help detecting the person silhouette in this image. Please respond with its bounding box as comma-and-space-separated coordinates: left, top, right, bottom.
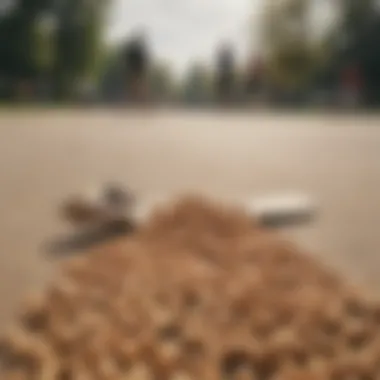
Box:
124, 31, 150, 103
215, 42, 235, 105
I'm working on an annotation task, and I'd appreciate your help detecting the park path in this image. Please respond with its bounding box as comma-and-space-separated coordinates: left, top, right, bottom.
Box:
0, 110, 380, 326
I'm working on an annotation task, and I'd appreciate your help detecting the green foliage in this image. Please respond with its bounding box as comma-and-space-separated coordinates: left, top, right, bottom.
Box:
0, 0, 108, 100
0, 0, 55, 79
182, 63, 213, 103
54, 0, 107, 99
150, 61, 175, 101
263, 0, 322, 91
343, 0, 374, 34
340, 0, 380, 104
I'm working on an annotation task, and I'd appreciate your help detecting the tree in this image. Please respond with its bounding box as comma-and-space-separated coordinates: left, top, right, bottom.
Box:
53, 0, 108, 100
0, 0, 108, 101
149, 61, 175, 103
320, 0, 380, 105
0, 0, 54, 98
337, 0, 380, 104
99, 47, 126, 102
182, 62, 213, 105
341, 0, 374, 41
262, 0, 322, 95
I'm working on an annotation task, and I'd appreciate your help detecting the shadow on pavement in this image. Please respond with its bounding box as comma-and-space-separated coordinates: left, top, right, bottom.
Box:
45, 212, 315, 258
259, 213, 316, 229
45, 221, 135, 258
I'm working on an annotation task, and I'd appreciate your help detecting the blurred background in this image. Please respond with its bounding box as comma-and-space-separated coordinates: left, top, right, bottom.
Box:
0, 0, 379, 109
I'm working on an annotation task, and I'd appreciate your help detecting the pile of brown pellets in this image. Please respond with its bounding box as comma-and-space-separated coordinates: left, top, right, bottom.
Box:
2, 196, 380, 380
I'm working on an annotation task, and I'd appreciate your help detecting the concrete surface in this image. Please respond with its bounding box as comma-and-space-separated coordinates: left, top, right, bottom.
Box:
0, 109, 380, 326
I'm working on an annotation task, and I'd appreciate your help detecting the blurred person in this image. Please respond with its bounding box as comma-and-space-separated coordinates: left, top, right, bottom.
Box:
245, 57, 265, 104
339, 62, 364, 107
124, 32, 150, 104
215, 42, 236, 105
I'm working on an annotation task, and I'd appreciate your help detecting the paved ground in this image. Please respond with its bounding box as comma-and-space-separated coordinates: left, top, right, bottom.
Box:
1, 109, 380, 327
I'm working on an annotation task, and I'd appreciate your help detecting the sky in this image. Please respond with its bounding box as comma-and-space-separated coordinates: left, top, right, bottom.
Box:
106, 0, 262, 75
106, 0, 336, 76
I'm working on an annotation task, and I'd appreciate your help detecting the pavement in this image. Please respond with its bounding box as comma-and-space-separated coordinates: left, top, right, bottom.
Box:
0, 109, 380, 327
